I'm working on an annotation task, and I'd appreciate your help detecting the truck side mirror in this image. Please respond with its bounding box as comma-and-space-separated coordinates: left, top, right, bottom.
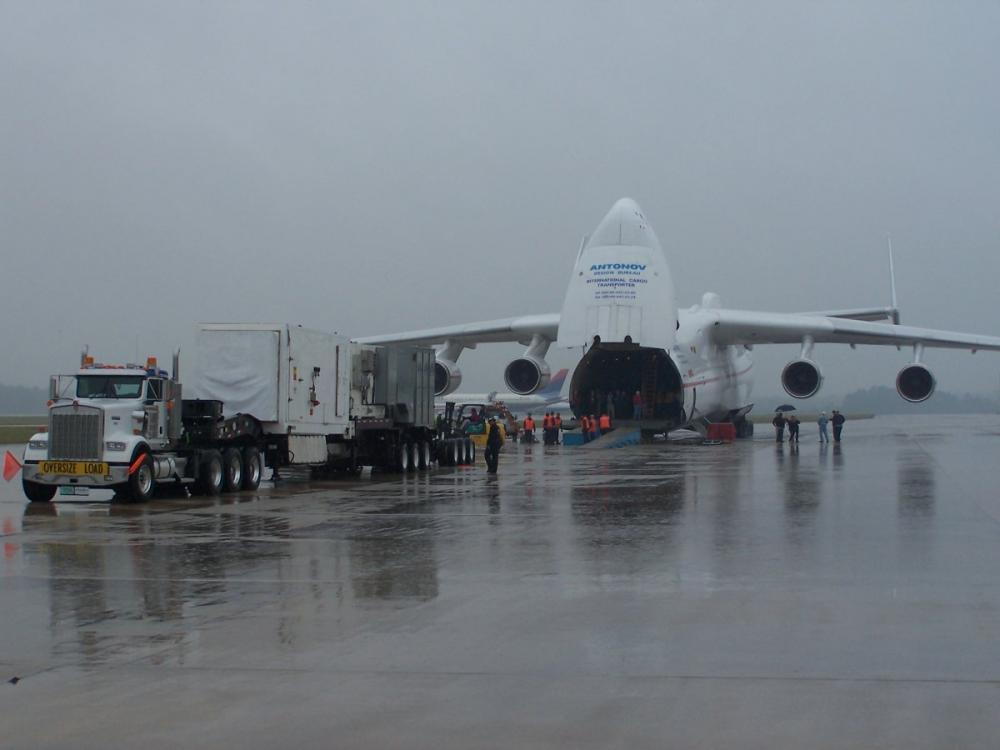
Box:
49, 376, 58, 401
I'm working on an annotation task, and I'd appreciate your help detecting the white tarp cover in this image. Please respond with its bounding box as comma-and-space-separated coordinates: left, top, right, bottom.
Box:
194, 329, 280, 421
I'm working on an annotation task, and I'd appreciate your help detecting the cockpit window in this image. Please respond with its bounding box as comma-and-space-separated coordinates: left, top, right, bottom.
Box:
77, 376, 145, 399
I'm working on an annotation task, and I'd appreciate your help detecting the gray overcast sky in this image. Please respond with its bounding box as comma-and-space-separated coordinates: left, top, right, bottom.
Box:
2, 1, 999, 399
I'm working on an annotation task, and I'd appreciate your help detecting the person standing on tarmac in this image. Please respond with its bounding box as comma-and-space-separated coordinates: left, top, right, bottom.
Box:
542, 413, 552, 445
484, 417, 502, 474
772, 412, 786, 443
632, 390, 643, 420
523, 413, 536, 443
554, 413, 563, 443
817, 411, 829, 442
599, 413, 612, 435
832, 410, 846, 443
580, 415, 591, 443
589, 415, 600, 442
788, 415, 800, 442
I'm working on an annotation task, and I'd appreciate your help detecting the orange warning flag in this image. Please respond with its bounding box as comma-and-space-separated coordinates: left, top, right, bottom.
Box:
3, 451, 22, 482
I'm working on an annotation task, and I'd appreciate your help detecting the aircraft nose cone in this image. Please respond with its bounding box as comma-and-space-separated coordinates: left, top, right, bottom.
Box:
586, 197, 662, 250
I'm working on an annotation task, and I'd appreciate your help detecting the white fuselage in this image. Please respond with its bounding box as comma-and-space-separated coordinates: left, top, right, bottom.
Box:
673, 306, 755, 424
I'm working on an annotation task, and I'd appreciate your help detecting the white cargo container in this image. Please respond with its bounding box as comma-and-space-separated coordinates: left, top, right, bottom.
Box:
194, 324, 353, 464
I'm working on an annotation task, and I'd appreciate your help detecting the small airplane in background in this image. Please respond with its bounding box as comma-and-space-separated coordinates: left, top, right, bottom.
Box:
435, 368, 569, 412
360, 198, 1000, 438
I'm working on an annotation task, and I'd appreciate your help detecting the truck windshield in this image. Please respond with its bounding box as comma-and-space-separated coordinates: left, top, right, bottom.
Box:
77, 376, 145, 399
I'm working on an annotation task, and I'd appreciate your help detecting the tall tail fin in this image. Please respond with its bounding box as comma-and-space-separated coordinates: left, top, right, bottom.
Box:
887, 235, 900, 324
541, 368, 569, 397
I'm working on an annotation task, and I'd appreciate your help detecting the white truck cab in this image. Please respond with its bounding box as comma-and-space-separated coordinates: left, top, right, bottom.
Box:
22, 355, 180, 502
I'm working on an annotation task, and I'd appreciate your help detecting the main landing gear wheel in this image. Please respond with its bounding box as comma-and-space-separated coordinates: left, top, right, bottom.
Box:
127, 453, 155, 503
222, 447, 243, 493
22, 479, 56, 503
195, 450, 224, 496
241, 446, 262, 490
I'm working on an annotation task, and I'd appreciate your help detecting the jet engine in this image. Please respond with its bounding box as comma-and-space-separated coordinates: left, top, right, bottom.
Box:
896, 363, 935, 403
781, 359, 823, 399
503, 356, 551, 396
434, 359, 462, 397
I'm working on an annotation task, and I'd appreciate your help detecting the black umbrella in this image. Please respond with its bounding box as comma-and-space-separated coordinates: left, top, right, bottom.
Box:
774, 404, 797, 412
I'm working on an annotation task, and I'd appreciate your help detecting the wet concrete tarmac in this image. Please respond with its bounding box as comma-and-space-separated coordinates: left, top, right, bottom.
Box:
3, 414, 1000, 748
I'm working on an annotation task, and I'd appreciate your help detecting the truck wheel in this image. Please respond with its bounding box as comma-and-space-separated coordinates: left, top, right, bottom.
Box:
405, 442, 417, 473
196, 450, 224, 496
222, 447, 243, 492
22, 479, 56, 503
467, 440, 476, 464
127, 454, 155, 503
437, 441, 450, 466
242, 446, 262, 490
397, 442, 411, 473
418, 441, 431, 470
451, 439, 462, 466
463, 439, 473, 465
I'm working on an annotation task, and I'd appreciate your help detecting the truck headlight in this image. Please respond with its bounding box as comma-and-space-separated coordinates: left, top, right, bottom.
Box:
105, 441, 128, 451
28, 439, 48, 450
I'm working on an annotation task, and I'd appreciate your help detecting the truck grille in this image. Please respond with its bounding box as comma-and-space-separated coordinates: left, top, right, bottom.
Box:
49, 408, 103, 460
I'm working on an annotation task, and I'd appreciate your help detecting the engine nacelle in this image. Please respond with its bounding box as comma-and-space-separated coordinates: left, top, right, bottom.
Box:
896, 363, 936, 403
503, 356, 551, 396
781, 359, 823, 399
434, 359, 462, 397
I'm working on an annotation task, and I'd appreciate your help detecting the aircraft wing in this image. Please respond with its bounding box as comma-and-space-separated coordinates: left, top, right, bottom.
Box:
356, 313, 561, 347
794, 306, 899, 324
708, 309, 1000, 352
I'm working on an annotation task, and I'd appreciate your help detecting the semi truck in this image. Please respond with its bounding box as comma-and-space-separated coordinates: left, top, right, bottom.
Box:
20, 324, 476, 503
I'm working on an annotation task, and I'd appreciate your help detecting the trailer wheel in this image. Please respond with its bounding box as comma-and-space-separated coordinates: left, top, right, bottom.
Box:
222, 447, 243, 492
22, 479, 56, 503
436, 441, 450, 466
417, 441, 431, 470
405, 442, 417, 473
241, 446, 262, 490
397, 442, 412, 472
467, 440, 476, 464
463, 438, 473, 465
126, 453, 155, 503
451, 439, 462, 466
196, 450, 224, 496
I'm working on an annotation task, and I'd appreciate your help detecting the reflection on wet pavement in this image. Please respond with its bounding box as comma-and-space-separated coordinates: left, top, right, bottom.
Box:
3, 415, 1000, 748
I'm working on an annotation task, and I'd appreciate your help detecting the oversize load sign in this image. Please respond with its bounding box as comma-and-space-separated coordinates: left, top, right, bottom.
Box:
37, 461, 109, 476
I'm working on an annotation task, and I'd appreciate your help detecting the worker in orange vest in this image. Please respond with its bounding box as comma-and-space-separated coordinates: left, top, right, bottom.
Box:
554, 413, 563, 444
599, 413, 612, 435
541, 413, 551, 445
580, 414, 590, 443
523, 414, 536, 443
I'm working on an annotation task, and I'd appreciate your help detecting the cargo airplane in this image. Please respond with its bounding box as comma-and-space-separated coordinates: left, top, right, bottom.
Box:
359, 198, 1000, 437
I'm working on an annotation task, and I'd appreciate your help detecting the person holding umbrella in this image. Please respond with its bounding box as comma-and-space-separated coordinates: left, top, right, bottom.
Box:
771, 411, 787, 442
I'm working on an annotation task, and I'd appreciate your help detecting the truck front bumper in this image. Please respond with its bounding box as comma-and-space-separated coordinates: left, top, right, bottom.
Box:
22, 462, 131, 487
